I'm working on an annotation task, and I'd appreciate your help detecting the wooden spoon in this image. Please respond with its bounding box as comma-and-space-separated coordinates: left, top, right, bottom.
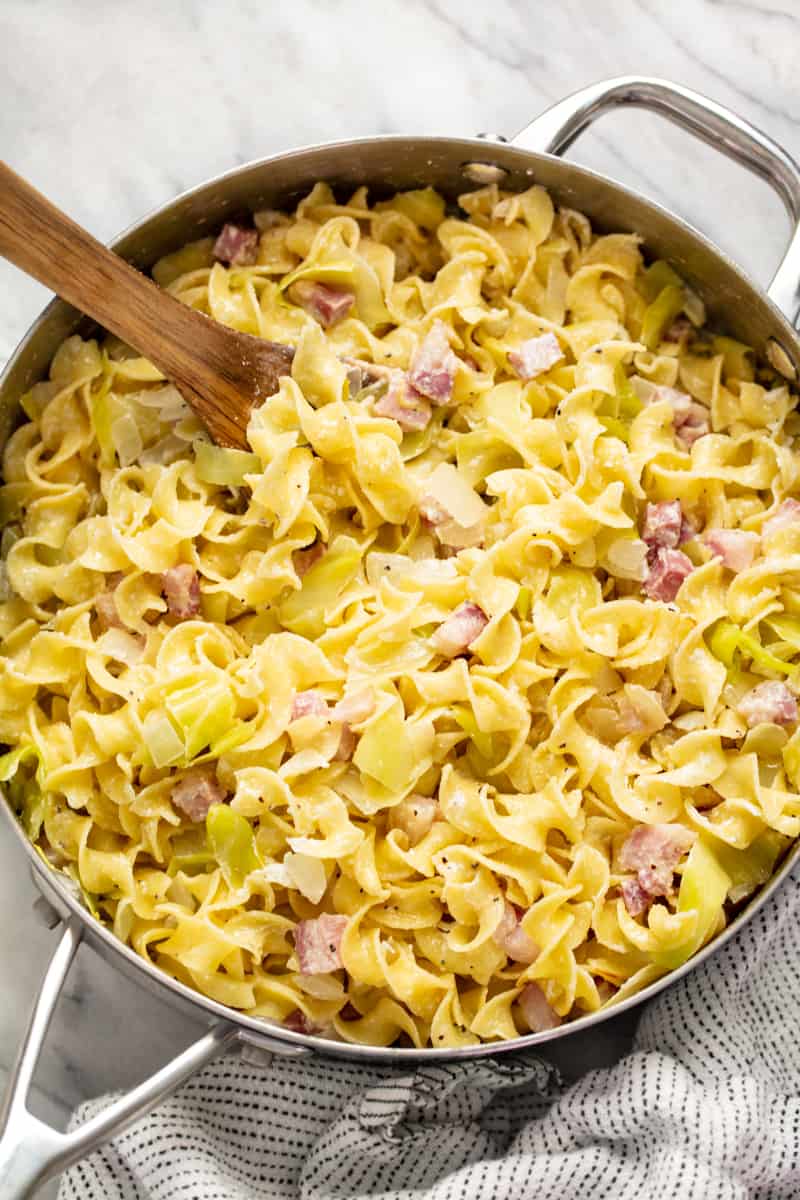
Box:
0, 161, 295, 448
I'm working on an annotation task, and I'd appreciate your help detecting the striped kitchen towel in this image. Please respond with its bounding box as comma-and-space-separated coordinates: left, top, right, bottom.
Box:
60, 858, 800, 1200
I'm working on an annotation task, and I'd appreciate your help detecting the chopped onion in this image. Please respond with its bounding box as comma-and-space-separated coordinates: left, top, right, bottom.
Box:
594, 662, 624, 693
583, 685, 666, 742
296, 972, 345, 1000
139, 434, 188, 466
605, 537, 648, 581
408, 534, 437, 560
331, 690, 375, 725
423, 462, 488, 529
630, 376, 657, 404
436, 519, 485, 550
365, 552, 457, 589
98, 627, 144, 665
581, 697, 624, 743
366, 552, 413, 588
110, 412, 143, 467
518, 982, 561, 1033
683, 288, 706, 327
284, 852, 328, 903
742, 722, 788, 762
260, 862, 292, 887
134, 384, 191, 421
623, 684, 668, 735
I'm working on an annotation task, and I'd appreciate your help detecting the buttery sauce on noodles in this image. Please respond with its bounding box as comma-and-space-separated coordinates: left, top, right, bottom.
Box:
1, 182, 799, 1047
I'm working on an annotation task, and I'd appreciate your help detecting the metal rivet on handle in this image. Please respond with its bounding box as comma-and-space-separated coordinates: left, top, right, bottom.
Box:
766, 337, 797, 382
239, 1041, 274, 1070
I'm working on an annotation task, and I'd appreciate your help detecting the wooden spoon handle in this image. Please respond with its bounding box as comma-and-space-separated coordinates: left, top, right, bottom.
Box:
0, 160, 287, 448
0, 160, 207, 378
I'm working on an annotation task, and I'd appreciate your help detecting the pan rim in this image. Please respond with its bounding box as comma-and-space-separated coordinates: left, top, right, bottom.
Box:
2, 129, 798, 1062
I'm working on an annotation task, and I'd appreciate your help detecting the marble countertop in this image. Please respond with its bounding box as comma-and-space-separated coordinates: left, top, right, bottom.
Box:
1, 0, 799, 1190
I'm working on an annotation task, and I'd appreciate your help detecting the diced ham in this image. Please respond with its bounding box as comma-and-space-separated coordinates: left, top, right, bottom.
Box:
619, 823, 696, 915
638, 862, 675, 898
162, 564, 201, 620
737, 681, 798, 728
704, 529, 759, 572
679, 516, 696, 545
388, 793, 438, 845
292, 541, 325, 577
664, 317, 692, 343
373, 372, 432, 431
642, 547, 693, 602
763, 498, 800, 539
281, 1010, 332, 1037
642, 501, 683, 549
294, 913, 349, 974
633, 380, 709, 446
492, 901, 539, 965
675, 402, 710, 448
291, 690, 329, 721
172, 767, 227, 823
331, 690, 375, 725
653, 384, 691, 420
508, 332, 563, 381
631, 378, 677, 409
407, 321, 459, 404
518, 982, 561, 1033
334, 724, 357, 761
431, 602, 489, 657
621, 877, 651, 917
213, 223, 259, 267
620, 823, 696, 873
618, 685, 668, 737
282, 1009, 312, 1034
288, 280, 354, 328
95, 590, 123, 631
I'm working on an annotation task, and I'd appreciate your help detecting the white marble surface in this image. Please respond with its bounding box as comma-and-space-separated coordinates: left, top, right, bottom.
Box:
1, 0, 800, 1186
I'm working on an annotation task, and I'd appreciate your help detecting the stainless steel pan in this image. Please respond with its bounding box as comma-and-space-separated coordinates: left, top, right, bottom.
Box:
3, 76, 800, 1198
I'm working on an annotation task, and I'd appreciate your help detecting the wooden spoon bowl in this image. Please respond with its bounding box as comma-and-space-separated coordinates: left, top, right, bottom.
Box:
0, 161, 294, 447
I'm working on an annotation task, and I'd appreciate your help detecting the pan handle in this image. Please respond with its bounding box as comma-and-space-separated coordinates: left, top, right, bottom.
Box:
0, 918, 241, 1198
510, 76, 800, 323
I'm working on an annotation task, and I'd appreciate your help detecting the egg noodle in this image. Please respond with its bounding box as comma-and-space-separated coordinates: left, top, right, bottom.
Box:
1, 180, 800, 1048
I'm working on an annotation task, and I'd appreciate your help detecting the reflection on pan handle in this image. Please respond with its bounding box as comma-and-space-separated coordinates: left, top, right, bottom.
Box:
510, 75, 800, 325
0, 918, 238, 1198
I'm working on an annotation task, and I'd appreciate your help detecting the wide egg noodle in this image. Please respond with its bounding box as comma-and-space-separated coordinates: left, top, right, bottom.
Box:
1, 181, 799, 1046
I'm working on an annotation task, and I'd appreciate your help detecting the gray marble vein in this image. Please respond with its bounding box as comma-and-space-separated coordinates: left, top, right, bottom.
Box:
0, 0, 798, 1156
